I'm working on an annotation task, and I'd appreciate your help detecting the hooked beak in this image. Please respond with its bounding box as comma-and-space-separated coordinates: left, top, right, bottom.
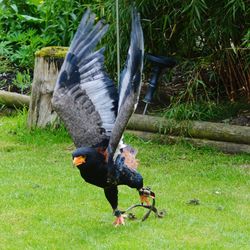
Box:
73, 156, 86, 166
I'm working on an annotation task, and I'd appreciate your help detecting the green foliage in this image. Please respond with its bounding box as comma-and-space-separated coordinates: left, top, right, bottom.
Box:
1, 0, 249, 65
162, 101, 249, 121
6, 29, 50, 68
0, 2, 40, 68
136, 0, 249, 101
0, 0, 249, 101
242, 29, 250, 48
12, 70, 32, 94
0, 113, 250, 249
0, 41, 13, 58
135, 0, 249, 56
0, 56, 13, 73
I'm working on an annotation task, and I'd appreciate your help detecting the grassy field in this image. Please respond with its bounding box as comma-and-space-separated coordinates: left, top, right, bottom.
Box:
0, 112, 249, 250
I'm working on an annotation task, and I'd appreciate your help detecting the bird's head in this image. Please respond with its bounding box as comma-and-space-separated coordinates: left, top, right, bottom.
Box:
72, 147, 103, 167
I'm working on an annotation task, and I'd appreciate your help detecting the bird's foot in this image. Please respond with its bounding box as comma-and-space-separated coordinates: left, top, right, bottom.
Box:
113, 215, 125, 226
139, 187, 155, 205
113, 210, 125, 227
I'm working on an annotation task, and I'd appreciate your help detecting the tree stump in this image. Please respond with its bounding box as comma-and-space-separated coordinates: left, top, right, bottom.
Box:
27, 46, 68, 128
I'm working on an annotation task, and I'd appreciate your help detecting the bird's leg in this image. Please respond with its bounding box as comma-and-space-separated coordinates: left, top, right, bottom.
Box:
106, 154, 117, 185
113, 209, 125, 226
139, 187, 155, 206
104, 186, 125, 226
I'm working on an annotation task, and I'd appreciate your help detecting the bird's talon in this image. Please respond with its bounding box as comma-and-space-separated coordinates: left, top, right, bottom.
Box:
140, 195, 151, 205
113, 215, 125, 226
139, 187, 155, 205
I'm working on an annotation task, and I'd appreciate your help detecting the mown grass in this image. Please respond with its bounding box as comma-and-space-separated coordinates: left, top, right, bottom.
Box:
0, 112, 249, 250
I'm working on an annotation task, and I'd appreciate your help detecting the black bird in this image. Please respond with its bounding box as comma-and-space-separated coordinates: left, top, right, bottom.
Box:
52, 8, 154, 226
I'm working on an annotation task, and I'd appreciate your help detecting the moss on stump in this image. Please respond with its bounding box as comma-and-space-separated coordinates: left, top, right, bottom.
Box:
35, 46, 68, 59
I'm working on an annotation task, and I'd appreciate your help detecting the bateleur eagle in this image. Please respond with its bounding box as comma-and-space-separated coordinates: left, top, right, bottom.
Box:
52, 8, 154, 226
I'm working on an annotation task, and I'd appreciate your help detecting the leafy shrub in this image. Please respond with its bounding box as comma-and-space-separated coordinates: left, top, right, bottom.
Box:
0, 0, 249, 102
12, 70, 32, 94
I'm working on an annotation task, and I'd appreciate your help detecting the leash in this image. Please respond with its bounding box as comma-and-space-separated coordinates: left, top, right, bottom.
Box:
122, 194, 166, 221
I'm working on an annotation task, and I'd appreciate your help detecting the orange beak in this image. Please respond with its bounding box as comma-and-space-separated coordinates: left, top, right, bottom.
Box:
73, 156, 86, 166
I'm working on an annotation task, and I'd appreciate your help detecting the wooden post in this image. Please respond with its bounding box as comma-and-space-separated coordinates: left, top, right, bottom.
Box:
27, 46, 68, 128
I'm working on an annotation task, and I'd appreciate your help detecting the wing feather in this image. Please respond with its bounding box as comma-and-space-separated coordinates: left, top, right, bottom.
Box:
108, 8, 144, 159
52, 10, 118, 148
52, 8, 143, 152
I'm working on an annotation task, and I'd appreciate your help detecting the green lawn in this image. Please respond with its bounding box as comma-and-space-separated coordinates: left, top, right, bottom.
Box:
0, 112, 249, 250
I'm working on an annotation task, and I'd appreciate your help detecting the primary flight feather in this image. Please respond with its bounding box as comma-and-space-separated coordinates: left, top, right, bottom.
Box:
52, 8, 154, 226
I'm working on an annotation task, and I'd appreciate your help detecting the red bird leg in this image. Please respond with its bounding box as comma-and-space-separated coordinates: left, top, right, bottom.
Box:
139, 187, 155, 205
113, 210, 125, 226
104, 187, 125, 226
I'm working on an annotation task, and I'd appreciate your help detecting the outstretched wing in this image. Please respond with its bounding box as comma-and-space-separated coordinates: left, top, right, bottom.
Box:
52, 10, 118, 148
108, 9, 144, 159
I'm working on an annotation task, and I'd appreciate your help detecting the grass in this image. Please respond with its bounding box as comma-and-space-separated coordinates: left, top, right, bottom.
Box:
0, 111, 249, 250
160, 101, 250, 122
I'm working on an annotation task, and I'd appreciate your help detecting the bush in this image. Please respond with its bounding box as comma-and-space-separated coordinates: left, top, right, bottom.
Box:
0, 0, 249, 101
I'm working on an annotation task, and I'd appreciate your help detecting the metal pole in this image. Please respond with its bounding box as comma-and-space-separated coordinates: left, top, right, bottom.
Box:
116, 0, 120, 85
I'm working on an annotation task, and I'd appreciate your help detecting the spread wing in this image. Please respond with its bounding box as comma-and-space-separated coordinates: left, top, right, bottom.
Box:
108, 9, 144, 159
52, 10, 118, 148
